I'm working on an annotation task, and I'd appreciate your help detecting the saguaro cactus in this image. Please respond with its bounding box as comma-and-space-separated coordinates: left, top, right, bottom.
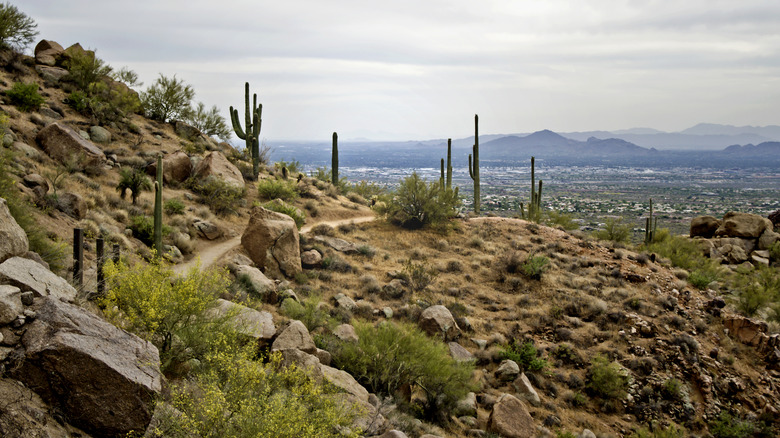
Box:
520, 156, 543, 223
440, 138, 454, 190
644, 198, 657, 245
332, 132, 339, 186
153, 154, 163, 257
230, 82, 262, 177
468, 115, 480, 214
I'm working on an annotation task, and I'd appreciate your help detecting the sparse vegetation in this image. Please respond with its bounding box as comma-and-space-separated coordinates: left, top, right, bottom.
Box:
402, 258, 438, 292
647, 230, 722, 290
186, 101, 230, 140
163, 198, 186, 215
256, 177, 299, 201
522, 254, 550, 280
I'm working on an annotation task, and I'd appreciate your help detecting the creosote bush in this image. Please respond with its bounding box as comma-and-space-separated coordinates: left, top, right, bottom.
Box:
189, 176, 245, 215
322, 320, 475, 420
257, 178, 299, 201
595, 217, 631, 243
500, 340, 548, 371
647, 230, 722, 290
385, 172, 460, 230
586, 355, 630, 401
141, 74, 195, 123
522, 254, 550, 280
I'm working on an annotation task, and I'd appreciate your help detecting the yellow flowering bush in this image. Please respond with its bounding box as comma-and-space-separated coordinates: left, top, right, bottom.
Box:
101, 259, 230, 372
150, 337, 360, 438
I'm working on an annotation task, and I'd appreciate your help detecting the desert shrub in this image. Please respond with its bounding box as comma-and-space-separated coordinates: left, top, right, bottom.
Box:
629, 424, 686, 438
257, 178, 299, 201
586, 355, 630, 400
63, 49, 112, 90
500, 340, 548, 372
155, 342, 358, 438
708, 411, 762, 438
0, 148, 67, 273
522, 254, 550, 280
116, 167, 152, 205
357, 244, 376, 258
310, 166, 331, 183
186, 101, 230, 140
189, 176, 245, 215
141, 74, 195, 122
262, 199, 305, 229
164, 198, 186, 215
402, 258, 438, 292
546, 210, 579, 230
647, 232, 722, 289
735, 264, 780, 316
111, 66, 143, 88
0, 3, 38, 50
6, 82, 44, 112
275, 159, 301, 176
66, 80, 141, 125
280, 297, 336, 332
323, 320, 475, 419
100, 259, 230, 372
128, 215, 171, 247
595, 217, 631, 243
385, 172, 460, 229
346, 180, 387, 199
661, 378, 685, 400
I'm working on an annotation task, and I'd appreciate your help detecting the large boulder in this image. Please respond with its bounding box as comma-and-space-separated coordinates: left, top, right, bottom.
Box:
10, 296, 162, 436
0, 256, 76, 302
271, 320, 316, 354
487, 393, 535, 438
241, 206, 302, 278
55, 191, 87, 219
146, 150, 192, 184
715, 212, 773, 238
320, 363, 370, 402
690, 216, 721, 238
35, 122, 105, 169
759, 229, 780, 251
233, 265, 276, 295
0, 198, 29, 263
34, 39, 64, 66
192, 151, 244, 190
35, 65, 69, 83
210, 299, 275, 346
418, 305, 460, 341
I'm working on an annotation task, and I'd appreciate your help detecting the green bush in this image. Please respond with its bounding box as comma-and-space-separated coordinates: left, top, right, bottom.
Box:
769, 241, 780, 261
735, 264, 780, 316
164, 198, 186, 215
346, 180, 387, 199
275, 159, 301, 175
189, 176, 245, 215
500, 340, 548, 372
402, 258, 438, 292
595, 217, 631, 243
100, 259, 230, 372
66, 80, 141, 125
586, 355, 630, 400
186, 101, 230, 140
629, 423, 686, 438
385, 172, 460, 229
129, 215, 171, 246
661, 378, 684, 400
0, 2, 38, 50
522, 254, 549, 280
155, 342, 359, 438
279, 296, 336, 332
262, 199, 305, 229
708, 411, 760, 438
323, 320, 475, 419
546, 210, 579, 230
647, 231, 722, 290
141, 74, 195, 123
6, 82, 44, 112
257, 178, 299, 201
64, 49, 112, 91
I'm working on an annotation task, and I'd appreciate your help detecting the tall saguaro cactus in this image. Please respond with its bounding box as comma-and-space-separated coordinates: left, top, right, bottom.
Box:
230, 82, 262, 177
644, 198, 657, 245
520, 156, 543, 223
440, 138, 454, 190
153, 154, 163, 257
331, 132, 339, 186
468, 115, 480, 214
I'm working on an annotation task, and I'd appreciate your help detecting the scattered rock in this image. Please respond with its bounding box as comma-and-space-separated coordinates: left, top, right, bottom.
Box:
34, 39, 64, 66
759, 229, 780, 251
513, 373, 541, 407
313, 235, 359, 254
279, 348, 323, 378
35, 64, 69, 83
449, 342, 475, 362
89, 126, 112, 143
193, 219, 222, 240
0, 285, 23, 325
375, 430, 409, 438
0, 256, 77, 302
147, 150, 192, 184
320, 363, 370, 402
496, 359, 520, 381
272, 320, 316, 354
0, 198, 29, 263
210, 299, 275, 346
419, 305, 460, 341
333, 323, 359, 343
10, 296, 162, 436
55, 192, 87, 219
301, 249, 323, 267
455, 392, 477, 416
487, 393, 535, 438
12, 141, 42, 159
334, 293, 357, 311
241, 206, 302, 279
233, 265, 276, 295
315, 348, 332, 366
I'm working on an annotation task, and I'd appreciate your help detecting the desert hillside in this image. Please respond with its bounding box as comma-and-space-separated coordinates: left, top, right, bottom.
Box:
0, 21, 779, 438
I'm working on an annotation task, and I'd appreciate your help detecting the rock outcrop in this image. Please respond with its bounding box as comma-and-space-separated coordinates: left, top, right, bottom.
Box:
241, 206, 302, 278
192, 151, 244, 190
487, 393, 535, 438
0, 257, 77, 302
146, 150, 192, 184
714, 211, 773, 238
0, 198, 28, 263
35, 122, 106, 169
10, 296, 162, 436
33, 39, 64, 66
692, 212, 779, 267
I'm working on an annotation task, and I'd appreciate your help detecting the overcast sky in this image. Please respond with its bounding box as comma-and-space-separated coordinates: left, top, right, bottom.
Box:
20, 0, 780, 141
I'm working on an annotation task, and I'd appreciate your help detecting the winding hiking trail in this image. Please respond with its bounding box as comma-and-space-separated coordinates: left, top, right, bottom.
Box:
173, 214, 376, 275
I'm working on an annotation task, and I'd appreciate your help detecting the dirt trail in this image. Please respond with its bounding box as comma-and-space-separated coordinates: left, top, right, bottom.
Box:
173, 215, 375, 275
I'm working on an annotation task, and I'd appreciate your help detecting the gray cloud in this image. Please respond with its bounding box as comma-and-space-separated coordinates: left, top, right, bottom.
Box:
20, 0, 780, 140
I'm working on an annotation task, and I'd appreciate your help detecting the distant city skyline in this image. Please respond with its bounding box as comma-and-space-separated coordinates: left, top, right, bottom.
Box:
21, 0, 780, 141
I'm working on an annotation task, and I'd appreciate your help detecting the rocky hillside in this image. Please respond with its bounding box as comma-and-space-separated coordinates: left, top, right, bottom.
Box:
0, 36, 779, 438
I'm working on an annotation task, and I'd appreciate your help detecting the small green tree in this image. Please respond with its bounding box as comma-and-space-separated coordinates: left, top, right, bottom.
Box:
111, 66, 143, 88
141, 74, 195, 123
64, 49, 113, 91
0, 2, 38, 50
187, 101, 230, 140
116, 167, 152, 204
5, 82, 44, 112
595, 217, 631, 243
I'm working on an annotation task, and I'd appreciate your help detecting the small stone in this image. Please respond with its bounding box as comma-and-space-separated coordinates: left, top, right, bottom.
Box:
20, 291, 34, 306
496, 359, 520, 381
382, 307, 393, 319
